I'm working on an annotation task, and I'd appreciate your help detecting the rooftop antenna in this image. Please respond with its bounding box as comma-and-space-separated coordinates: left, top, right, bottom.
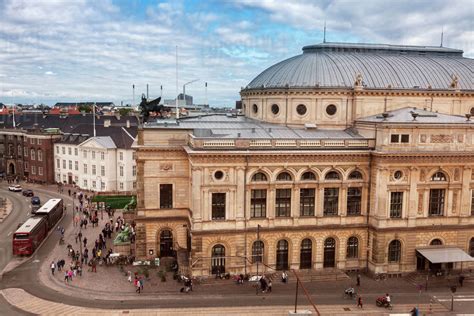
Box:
323, 20, 327, 43
440, 26, 444, 47
176, 45, 179, 119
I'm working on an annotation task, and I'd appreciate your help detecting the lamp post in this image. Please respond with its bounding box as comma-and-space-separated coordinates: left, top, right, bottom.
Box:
181, 79, 199, 116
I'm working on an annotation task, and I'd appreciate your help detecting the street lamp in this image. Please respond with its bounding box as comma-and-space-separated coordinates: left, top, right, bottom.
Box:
178, 79, 199, 119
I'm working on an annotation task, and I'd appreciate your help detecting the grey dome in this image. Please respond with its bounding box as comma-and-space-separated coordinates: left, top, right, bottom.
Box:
246, 43, 473, 91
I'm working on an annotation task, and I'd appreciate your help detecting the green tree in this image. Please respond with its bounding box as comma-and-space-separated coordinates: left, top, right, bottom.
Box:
78, 104, 92, 113
119, 108, 132, 116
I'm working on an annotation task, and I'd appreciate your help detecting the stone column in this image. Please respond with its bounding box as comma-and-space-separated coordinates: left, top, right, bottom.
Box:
408, 167, 419, 219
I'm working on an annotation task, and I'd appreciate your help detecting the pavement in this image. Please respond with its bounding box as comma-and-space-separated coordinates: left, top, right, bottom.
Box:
0, 196, 12, 223
0, 182, 473, 315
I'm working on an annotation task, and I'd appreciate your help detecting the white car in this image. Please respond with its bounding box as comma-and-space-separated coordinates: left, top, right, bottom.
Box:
8, 185, 22, 192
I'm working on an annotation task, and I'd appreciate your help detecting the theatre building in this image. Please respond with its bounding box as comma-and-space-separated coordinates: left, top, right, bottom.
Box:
135, 42, 474, 276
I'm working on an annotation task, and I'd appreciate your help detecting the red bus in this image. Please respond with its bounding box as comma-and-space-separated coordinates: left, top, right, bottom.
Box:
12, 217, 48, 255
34, 198, 64, 229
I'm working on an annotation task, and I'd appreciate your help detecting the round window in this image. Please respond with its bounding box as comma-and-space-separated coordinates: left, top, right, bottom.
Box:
394, 170, 403, 180
214, 170, 224, 180
252, 104, 258, 114
296, 104, 307, 116
271, 104, 279, 115
326, 104, 337, 116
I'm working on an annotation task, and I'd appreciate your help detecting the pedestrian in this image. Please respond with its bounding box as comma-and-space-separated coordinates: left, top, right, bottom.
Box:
459, 275, 465, 287
268, 280, 272, 293
56, 260, 62, 271
84, 219, 88, 229
64, 271, 69, 284
50, 261, 55, 275
128, 271, 132, 283
410, 307, 418, 316
139, 277, 144, 291
135, 279, 141, 294
356, 273, 361, 287
357, 296, 363, 308
78, 231, 83, 242
91, 260, 97, 273
83, 237, 88, 248
68, 269, 73, 281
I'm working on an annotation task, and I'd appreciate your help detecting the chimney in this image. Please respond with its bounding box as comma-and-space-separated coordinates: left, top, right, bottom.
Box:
115, 113, 121, 120
126, 120, 130, 128
104, 119, 111, 127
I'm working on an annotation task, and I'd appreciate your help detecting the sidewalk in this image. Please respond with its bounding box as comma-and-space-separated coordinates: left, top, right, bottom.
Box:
0, 197, 12, 223
0, 288, 449, 315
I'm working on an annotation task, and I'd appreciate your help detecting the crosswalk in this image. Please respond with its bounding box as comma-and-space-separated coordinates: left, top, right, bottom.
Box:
434, 294, 474, 302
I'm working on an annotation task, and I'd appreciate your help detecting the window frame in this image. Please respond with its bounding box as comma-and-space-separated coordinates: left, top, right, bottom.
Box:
252, 240, 264, 263
388, 240, 401, 263
275, 188, 291, 217
428, 188, 445, 216
346, 236, 359, 259
390, 191, 403, 218
347, 187, 362, 215
250, 189, 267, 218
211, 192, 226, 220
323, 187, 339, 216
159, 184, 173, 209
300, 188, 315, 216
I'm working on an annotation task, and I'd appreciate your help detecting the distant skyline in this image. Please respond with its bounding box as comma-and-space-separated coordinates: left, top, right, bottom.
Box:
0, 0, 472, 106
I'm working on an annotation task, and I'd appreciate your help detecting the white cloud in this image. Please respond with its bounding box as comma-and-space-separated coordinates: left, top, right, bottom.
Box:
44, 71, 55, 75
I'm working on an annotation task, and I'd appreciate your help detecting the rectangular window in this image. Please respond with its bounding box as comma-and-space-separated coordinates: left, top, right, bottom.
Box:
390, 134, 399, 143
132, 165, 136, 176
62, 160, 66, 169
31, 165, 36, 174
56, 159, 60, 168
24, 162, 28, 171
401, 134, 409, 143
119, 182, 124, 190
56, 146, 59, 154
75, 148, 78, 156
101, 152, 105, 160
92, 165, 96, 175
251, 189, 266, 218
101, 182, 105, 190
37, 139, 42, 145
390, 192, 403, 218
68, 160, 72, 170
212, 193, 226, 220
132, 152, 136, 160
75, 161, 78, 171
101, 165, 105, 176
83, 179, 87, 187
25, 147, 28, 156
74, 176, 78, 183
119, 152, 123, 161
390, 134, 410, 143
92, 151, 95, 159
119, 166, 124, 177
38, 150, 42, 161
83, 164, 87, 174
323, 188, 339, 216
347, 187, 362, 215
429, 189, 445, 216
300, 188, 315, 216
68, 147, 71, 155
92, 181, 96, 188
38, 167, 43, 175
83, 151, 87, 158
30, 138, 34, 144
160, 184, 173, 208
30, 150, 35, 160
276, 188, 291, 217
62, 147, 65, 154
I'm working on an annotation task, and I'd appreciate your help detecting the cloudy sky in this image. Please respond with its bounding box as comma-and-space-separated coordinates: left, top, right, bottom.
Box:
0, 0, 472, 106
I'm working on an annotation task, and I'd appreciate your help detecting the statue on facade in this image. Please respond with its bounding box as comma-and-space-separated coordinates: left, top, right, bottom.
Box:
123, 196, 137, 212
114, 225, 131, 244
139, 94, 166, 123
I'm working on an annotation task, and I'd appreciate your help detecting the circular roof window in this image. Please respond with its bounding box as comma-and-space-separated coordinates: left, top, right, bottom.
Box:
326, 104, 337, 116
252, 104, 258, 114
296, 104, 307, 116
271, 104, 279, 115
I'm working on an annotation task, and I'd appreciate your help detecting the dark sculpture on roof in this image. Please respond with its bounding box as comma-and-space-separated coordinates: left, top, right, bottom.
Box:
139, 94, 167, 123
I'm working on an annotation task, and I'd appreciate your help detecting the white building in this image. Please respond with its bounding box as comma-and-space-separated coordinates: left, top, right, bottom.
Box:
54, 133, 136, 193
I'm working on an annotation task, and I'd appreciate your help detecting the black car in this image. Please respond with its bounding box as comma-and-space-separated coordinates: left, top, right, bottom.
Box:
31, 196, 41, 206
22, 189, 34, 197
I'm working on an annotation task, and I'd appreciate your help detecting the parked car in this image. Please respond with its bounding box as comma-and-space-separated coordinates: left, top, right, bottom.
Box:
8, 185, 22, 192
31, 196, 41, 206
22, 189, 34, 197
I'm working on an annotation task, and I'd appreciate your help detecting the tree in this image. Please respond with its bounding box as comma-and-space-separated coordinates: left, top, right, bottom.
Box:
78, 104, 92, 113
119, 108, 132, 116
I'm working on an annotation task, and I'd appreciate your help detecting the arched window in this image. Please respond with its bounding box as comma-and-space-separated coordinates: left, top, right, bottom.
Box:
300, 239, 312, 269
276, 240, 289, 270
430, 239, 443, 246
301, 171, 316, 181
323, 238, 336, 267
252, 241, 264, 263
348, 171, 363, 180
388, 240, 401, 262
252, 172, 267, 182
470, 238, 474, 257
431, 172, 447, 181
211, 244, 226, 274
325, 171, 341, 180
277, 172, 292, 181
346, 237, 359, 258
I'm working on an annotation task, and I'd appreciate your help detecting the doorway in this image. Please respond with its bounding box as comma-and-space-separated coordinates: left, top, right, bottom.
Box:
300, 239, 312, 269
211, 244, 225, 274
159, 230, 174, 257
8, 162, 15, 175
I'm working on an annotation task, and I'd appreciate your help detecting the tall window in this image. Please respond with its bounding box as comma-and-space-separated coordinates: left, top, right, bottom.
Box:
323, 188, 339, 216
25, 147, 28, 156
74, 148, 78, 156
388, 240, 401, 262
347, 188, 361, 215
62, 160, 66, 168
132, 165, 137, 176
56, 146, 59, 154
390, 192, 403, 218
325, 171, 340, 180
300, 188, 315, 216
471, 191, 474, 216
92, 151, 96, 159
252, 241, 264, 263
38, 167, 43, 175
56, 159, 60, 168
119, 166, 124, 177
17, 145, 21, 157
83, 164, 87, 173
30, 149, 35, 160
251, 189, 266, 218
101, 152, 105, 160
31, 166, 36, 175
160, 184, 173, 208
68, 147, 72, 155
68, 160, 72, 170
276, 188, 291, 217
101, 166, 105, 176
212, 193, 226, 220
37, 139, 42, 145
429, 189, 445, 216
37, 149, 42, 161
92, 165, 96, 175
470, 238, 474, 257
346, 237, 359, 258
119, 152, 123, 160
75, 161, 78, 171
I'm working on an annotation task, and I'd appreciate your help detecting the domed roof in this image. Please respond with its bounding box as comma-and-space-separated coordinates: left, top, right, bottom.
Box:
246, 43, 473, 91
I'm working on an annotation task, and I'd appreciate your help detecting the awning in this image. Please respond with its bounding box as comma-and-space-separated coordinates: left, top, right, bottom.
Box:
416, 247, 474, 264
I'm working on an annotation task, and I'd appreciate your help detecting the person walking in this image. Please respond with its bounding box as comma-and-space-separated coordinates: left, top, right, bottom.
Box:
50, 262, 55, 275
357, 296, 363, 308
459, 275, 465, 287
356, 273, 361, 287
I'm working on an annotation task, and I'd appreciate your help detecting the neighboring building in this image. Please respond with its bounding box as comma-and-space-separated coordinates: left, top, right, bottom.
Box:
135, 42, 474, 277
54, 130, 137, 193
0, 113, 138, 184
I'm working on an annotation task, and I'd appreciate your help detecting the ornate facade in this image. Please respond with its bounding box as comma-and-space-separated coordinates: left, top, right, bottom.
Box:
136, 43, 474, 276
